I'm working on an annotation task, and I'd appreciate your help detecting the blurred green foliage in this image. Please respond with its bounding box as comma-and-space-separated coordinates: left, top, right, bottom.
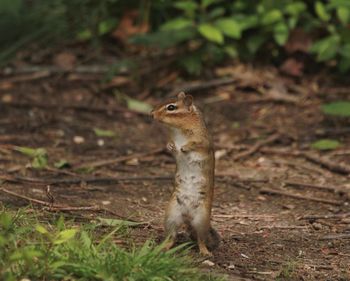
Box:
1, 0, 350, 74
0, 209, 222, 280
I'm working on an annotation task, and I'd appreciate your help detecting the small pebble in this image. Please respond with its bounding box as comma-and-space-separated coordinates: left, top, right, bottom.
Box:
312, 223, 322, 230
73, 136, 85, 144
227, 263, 235, 269
126, 158, 139, 166
202, 260, 215, 267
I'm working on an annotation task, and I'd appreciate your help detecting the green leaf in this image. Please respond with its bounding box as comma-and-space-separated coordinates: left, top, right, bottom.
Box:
315, 1, 330, 22
32, 149, 48, 169
337, 6, 349, 25
179, 54, 202, 75
35, 224, 48, 234
130, 29, 196, 49
310, 35, 340, 61
0, 212, 12, 229
311, 139, 341, 150
285, 2, 306, 16
125, 97, 152, 114
77, 29, 92, 41
224, 46, 238, 58
198, 24, 223, 44
16, 147, 48, 169
329, 0, 350, 9
274, 22, 289, 46
54, 229, 77, 244
93, 128, 116, 137
338, 57, 350, 72
15, 146, 37, 157
215, 18, 241, 39
54, 159, 70, 169
261, 10, 283, 25
246, 34, 266, 54
208, 7, 225, 19
98, 217, 145, 227
201, 0, 221, 8
322, 101, 350, 117
161, 18, 193, 31
98, 18, 118, 35
340, 43, 350, 58
174, 1, 198, 17
235, 15, 258, 31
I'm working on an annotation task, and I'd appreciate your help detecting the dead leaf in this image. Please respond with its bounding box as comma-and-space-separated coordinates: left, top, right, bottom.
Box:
285, 28, 312, 54
53, 52, 77, 70
1, 94, 13, 102
280, 58, 304, 77
111, 10, 149, 43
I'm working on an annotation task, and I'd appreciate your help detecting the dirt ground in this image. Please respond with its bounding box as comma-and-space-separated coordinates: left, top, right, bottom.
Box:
0, 61, 350, 280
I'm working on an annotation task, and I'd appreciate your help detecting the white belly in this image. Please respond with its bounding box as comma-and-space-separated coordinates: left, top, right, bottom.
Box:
176, 151, 206, 212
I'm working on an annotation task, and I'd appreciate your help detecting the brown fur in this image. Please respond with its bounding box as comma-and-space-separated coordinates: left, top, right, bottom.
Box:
151, 92, 220, 256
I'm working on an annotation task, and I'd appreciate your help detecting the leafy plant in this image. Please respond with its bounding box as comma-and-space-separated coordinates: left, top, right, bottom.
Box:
93, 128, 117, 137
311, 139, 341, 150
15, 146, 48, 169
0, 209, 221, 281
322, 101, 350, 117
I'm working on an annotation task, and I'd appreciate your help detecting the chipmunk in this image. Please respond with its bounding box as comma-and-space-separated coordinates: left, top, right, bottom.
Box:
151, 92, 220, 256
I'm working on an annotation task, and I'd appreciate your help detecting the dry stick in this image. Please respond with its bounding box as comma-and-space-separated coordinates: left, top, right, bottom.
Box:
300, 213, 350, 220
0, 174, 171, 185
285, 180, 345, 194
232, 133, 281, 161
302, 152, 350, 175
320, 233, 350, 240
0, 70, 51, 84
0, 173, 266, 186
260, 188, 343, 205
3, 100, 147, 116
74, 148, 164, 169
0, 187, 127, 219
169, 77, 236, 96
261, 147, 350, 175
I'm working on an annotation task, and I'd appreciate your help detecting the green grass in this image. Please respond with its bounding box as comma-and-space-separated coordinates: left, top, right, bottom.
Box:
0, 208, 223, 281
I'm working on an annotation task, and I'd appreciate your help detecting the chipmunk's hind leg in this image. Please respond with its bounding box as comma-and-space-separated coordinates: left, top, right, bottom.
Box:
163, 199, 183, 250
190, 208, 212, 256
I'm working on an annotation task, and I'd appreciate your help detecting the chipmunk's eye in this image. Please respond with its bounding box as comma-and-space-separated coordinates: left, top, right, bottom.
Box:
166, 104, 177, 111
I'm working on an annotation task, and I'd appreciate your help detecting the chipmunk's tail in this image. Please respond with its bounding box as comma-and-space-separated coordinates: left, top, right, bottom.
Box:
206, 226, 221, 250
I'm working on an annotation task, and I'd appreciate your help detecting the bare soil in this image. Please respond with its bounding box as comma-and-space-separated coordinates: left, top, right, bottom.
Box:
0, 62, 350, 280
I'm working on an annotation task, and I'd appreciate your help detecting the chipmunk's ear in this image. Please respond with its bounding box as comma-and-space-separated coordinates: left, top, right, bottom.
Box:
177, 91, 186, 100
183, 94, 193, 107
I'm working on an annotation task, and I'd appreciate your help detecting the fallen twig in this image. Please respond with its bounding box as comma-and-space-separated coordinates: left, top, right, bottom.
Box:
0, 187, 127, 218
0, 70, 51, 84
302, 152, 350, 175
74, 148, 164, 169
2, 100, 147, 116
285, 180, 345, 194
260, 188, 343, 205
0, 172, 268, 186
300, 213, 350, 220
233, 133, 281, 161
0, 173, 171, 185
261, 148, 350, 175
320, 233, 350, 240
169, 77, 236, 96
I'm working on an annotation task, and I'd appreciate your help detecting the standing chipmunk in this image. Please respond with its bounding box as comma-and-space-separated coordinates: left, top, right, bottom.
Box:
151, 92, 220, 256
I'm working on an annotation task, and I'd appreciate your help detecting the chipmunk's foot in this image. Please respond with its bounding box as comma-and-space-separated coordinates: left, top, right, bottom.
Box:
163, 238, 175, 251
198, 240, 213, 257
166, 142, 176, 153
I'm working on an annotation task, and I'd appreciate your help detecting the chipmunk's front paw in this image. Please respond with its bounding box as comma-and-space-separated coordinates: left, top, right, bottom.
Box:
166, 142, 176, 153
